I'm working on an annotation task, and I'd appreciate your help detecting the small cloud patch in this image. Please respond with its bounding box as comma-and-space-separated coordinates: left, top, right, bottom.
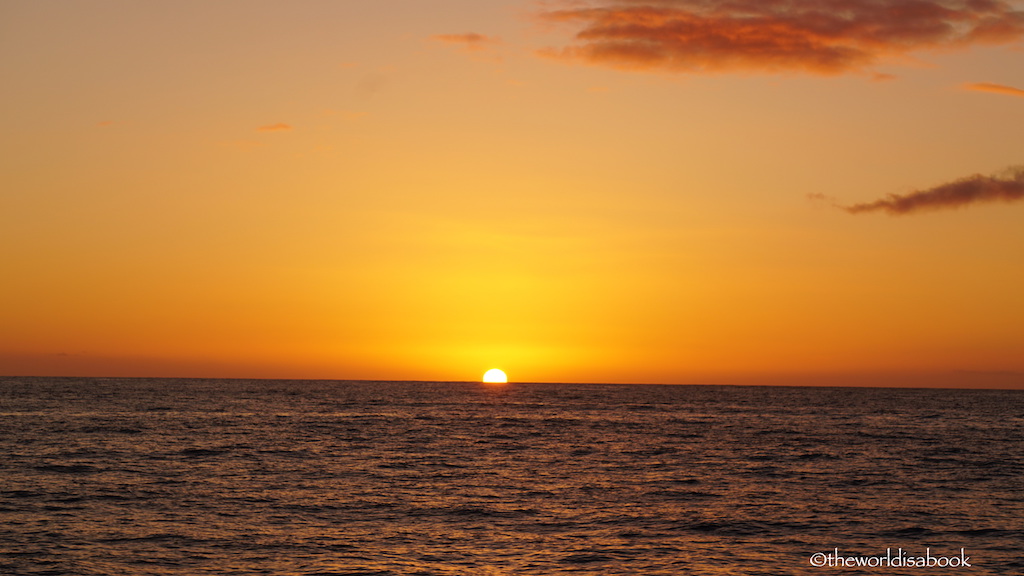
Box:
433, 33, 501, 51
963, 82, 1024, 98
257, 123, 292, 132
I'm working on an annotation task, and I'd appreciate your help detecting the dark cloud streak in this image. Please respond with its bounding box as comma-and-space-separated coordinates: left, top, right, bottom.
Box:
844, 167, 1024, 215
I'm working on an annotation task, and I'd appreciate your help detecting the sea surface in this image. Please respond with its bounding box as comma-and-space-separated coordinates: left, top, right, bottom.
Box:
1, 378, 1022, 575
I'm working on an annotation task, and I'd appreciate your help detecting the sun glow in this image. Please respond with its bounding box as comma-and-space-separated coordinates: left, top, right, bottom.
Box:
482, 369, 508, 383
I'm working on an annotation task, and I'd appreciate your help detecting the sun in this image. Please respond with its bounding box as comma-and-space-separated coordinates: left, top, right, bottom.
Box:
482, 369, 508, 384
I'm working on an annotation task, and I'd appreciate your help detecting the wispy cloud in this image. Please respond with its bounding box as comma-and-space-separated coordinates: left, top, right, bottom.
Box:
964, 81, 1024, 97
844, 167, 1024, 215
538, 0, 1024, 75
433, 33, 500, 51
257, 123, 292, 132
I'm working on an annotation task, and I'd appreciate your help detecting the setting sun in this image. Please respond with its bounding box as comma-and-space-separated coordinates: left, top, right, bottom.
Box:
483, 369, 508, 384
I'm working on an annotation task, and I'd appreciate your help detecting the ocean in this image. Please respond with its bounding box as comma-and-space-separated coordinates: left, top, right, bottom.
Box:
1, 377, 1021, 575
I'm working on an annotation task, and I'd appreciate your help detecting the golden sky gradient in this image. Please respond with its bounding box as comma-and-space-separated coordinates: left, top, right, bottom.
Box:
2, 0, 1024, 387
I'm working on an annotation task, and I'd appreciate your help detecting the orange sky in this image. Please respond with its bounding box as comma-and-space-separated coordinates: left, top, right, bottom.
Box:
2, 0, 1024, 387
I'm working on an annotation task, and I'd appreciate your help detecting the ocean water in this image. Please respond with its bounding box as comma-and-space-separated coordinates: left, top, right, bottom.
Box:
1, 378, 1021, 575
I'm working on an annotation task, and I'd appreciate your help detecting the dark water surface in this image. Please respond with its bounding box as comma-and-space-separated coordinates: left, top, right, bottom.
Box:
1, 378, 1021, 575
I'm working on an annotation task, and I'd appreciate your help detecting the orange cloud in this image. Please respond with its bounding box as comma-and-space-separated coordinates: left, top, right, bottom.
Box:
964, 81, 1024, 97
844, 167, 1024, 215
257, 123, 292, 132
432, 33, 500, 51
539, 0, 1024, 75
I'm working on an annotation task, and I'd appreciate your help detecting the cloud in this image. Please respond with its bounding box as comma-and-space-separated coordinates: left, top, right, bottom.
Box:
964, 81, 1024, 97
257, 123, 292, 132
843, 166, 1024, 215
538, 0, 1024, 75
433, 33, 500, 51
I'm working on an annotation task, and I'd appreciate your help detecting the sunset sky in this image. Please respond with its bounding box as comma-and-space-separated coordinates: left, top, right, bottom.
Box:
2, 0, 1023, 387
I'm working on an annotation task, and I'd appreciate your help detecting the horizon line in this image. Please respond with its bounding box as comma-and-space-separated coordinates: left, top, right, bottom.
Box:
3, 374, 1022, 391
